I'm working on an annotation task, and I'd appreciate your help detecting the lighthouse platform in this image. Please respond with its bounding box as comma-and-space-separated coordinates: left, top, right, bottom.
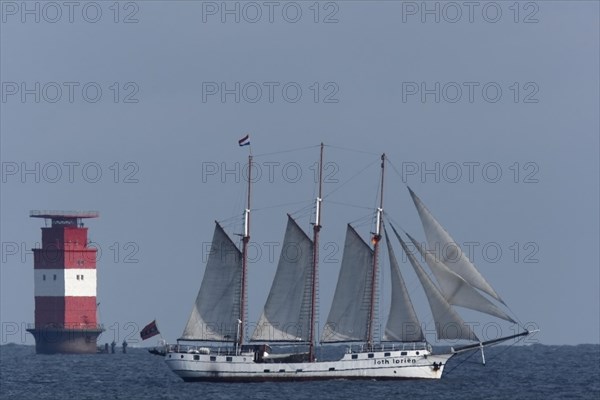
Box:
26, 324, 104, 354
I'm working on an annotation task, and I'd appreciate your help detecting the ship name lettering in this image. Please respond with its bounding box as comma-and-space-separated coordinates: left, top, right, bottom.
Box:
374, 359, 390, 365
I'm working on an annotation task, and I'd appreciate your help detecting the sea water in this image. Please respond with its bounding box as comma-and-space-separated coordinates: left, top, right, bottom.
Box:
1, 344, 598, 399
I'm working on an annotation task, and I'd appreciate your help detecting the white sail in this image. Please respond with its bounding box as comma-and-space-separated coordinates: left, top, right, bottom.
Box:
251, 216, 314, 342
406, 233, 515, 323
180, 223, 242, 341
408, 187, 505, 304
321, 225, 374, 343
394, 229, 479, 342
383, 229, 425, 342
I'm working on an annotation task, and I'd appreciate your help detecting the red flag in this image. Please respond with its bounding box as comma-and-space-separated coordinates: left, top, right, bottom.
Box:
140, 320, 160, 340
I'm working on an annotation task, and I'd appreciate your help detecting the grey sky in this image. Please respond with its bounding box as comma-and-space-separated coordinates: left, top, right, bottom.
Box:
1, 1, 598, 346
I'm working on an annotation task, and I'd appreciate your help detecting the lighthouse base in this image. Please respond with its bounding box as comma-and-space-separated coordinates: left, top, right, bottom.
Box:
27, 327, 104, 354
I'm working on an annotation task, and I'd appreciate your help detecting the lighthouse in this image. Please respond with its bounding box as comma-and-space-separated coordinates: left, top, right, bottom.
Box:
26, 210, 104, 354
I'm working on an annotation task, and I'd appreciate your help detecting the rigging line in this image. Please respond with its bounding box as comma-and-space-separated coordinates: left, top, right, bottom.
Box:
291, 203, 312, 215
348, 211, 376, 226
322, 159, 380, 200
504, 304, 526, 330
252, 145, 319, 158
443, 348, 479, 377
326, 144, 380, 156
382, 212, 410, 238
447, 331, 530, 376
291, 209, 314, 229
289, 201, 315, 217
219, 219, 242, 234
218, 214, 244, 226
480, 331, 530, 364
326, 200, 373, 210
253, 199, 313, 212
386, 157, 408, 183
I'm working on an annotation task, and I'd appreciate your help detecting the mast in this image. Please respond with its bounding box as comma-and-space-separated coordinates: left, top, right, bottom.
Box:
309, 143, 324, 362
367, 153, 385, 350
239, 154, 252, 352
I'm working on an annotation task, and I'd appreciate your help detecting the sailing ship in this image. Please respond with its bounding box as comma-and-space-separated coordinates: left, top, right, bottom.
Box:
165, 144, 534, 382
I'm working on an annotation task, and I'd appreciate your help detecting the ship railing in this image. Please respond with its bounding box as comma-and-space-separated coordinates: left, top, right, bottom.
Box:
166, 344, 238, 356
346, 342, 430, 354
26, 323, 105, 330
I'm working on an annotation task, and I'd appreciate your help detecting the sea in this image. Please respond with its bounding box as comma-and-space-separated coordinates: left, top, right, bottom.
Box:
1, 344, 598, 400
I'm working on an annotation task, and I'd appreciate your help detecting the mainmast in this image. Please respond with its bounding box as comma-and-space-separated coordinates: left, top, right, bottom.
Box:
239, 154, 252, 352
367, 153, 385, 350
309, 143, 324, 362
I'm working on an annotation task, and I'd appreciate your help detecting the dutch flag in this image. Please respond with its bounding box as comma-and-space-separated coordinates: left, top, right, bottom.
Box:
238, 134, 250, 147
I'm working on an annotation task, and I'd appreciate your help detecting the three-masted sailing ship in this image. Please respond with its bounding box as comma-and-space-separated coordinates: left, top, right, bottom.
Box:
165, 144, 533, 382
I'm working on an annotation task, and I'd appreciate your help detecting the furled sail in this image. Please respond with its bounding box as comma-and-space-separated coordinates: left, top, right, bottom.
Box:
180, 223, 242, 341
394, 229, 479, 342
321, 225, 374, 343
405, 232, 515, 323
408, 187, 505, 304
251, 216, 314, 342
383, 228, 425, 342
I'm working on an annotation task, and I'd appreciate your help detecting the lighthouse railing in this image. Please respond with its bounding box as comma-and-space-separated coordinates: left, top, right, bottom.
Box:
27, 323, 105, 330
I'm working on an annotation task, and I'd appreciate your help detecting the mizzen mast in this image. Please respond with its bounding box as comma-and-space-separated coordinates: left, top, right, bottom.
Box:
367, 153, 385, 350
309, 143, 324, 362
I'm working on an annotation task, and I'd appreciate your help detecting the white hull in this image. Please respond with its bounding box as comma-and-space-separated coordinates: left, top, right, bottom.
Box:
165, 348, 454, 382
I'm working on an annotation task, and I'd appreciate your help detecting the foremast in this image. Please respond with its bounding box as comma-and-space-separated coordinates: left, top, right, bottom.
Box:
367, 153, 385, 350
239, 154, 252, 352
309, 143, 324, 362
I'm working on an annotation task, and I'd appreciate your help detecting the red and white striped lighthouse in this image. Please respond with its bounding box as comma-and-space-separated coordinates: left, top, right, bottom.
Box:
26, 210, 104, 354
